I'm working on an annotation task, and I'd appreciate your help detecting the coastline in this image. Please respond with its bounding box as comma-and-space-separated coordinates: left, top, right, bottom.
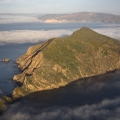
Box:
1, 68, 120, 117
0, 68, 120, 115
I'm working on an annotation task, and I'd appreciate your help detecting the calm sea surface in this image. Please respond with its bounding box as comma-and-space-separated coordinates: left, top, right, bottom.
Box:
0, 22, 104, 31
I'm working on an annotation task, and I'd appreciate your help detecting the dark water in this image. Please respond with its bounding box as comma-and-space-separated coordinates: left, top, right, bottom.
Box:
1, 70, 120, 120
0, 43, 38, 96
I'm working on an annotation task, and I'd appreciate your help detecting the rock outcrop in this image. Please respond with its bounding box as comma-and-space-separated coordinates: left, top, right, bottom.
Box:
13, 27, 120, 98
0, 58, 10, 63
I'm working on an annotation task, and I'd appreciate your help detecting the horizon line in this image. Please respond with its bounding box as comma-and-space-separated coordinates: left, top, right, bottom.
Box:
0, 11, 120, 15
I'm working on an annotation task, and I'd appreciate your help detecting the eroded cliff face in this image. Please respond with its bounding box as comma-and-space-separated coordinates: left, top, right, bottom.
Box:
13, 27, 120, 98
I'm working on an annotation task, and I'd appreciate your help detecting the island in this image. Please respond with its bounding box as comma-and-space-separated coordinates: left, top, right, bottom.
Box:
12, 27, 120, 99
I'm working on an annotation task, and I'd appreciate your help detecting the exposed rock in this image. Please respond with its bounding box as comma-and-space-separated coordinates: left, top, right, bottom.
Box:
13, 27, 120, 99
0, 96, 13, 114
0, 58, 10, 63
0, 98, 6, 113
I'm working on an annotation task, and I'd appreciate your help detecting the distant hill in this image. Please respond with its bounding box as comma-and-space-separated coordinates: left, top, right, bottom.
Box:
13, 27, 120, 98
36, 12, 120, 23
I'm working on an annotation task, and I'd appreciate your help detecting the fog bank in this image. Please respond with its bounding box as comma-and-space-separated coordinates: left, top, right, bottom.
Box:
0, 26, 120, 45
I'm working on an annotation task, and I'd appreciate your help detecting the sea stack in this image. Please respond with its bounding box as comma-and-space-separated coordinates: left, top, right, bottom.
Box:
0, 58, 10, 63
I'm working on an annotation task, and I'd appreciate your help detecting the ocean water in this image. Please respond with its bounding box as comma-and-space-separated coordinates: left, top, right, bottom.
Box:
0, 22, 120, 97
0, 22, 103, 31
0, 43, 37, 96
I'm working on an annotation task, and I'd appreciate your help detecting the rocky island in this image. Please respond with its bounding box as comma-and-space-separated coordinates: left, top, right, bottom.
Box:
12, 27, 120, 99
0, 58, 10, 63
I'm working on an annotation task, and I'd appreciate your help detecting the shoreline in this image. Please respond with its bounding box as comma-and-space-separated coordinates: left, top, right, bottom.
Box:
0, 68, 120, 115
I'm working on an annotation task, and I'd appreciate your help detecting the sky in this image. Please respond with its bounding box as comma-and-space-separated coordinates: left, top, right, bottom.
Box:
0, 0, 120, 15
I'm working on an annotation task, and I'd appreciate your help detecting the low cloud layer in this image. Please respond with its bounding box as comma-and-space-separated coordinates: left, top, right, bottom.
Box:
0, 29, 74, 45
0, 0, 27, 4
0, 0, 11, 3
93, 27, 120, 40
1, 70, 120, 120
4, 97, 120, 120
0, 26, 120, 45
0, 15, 36, 24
